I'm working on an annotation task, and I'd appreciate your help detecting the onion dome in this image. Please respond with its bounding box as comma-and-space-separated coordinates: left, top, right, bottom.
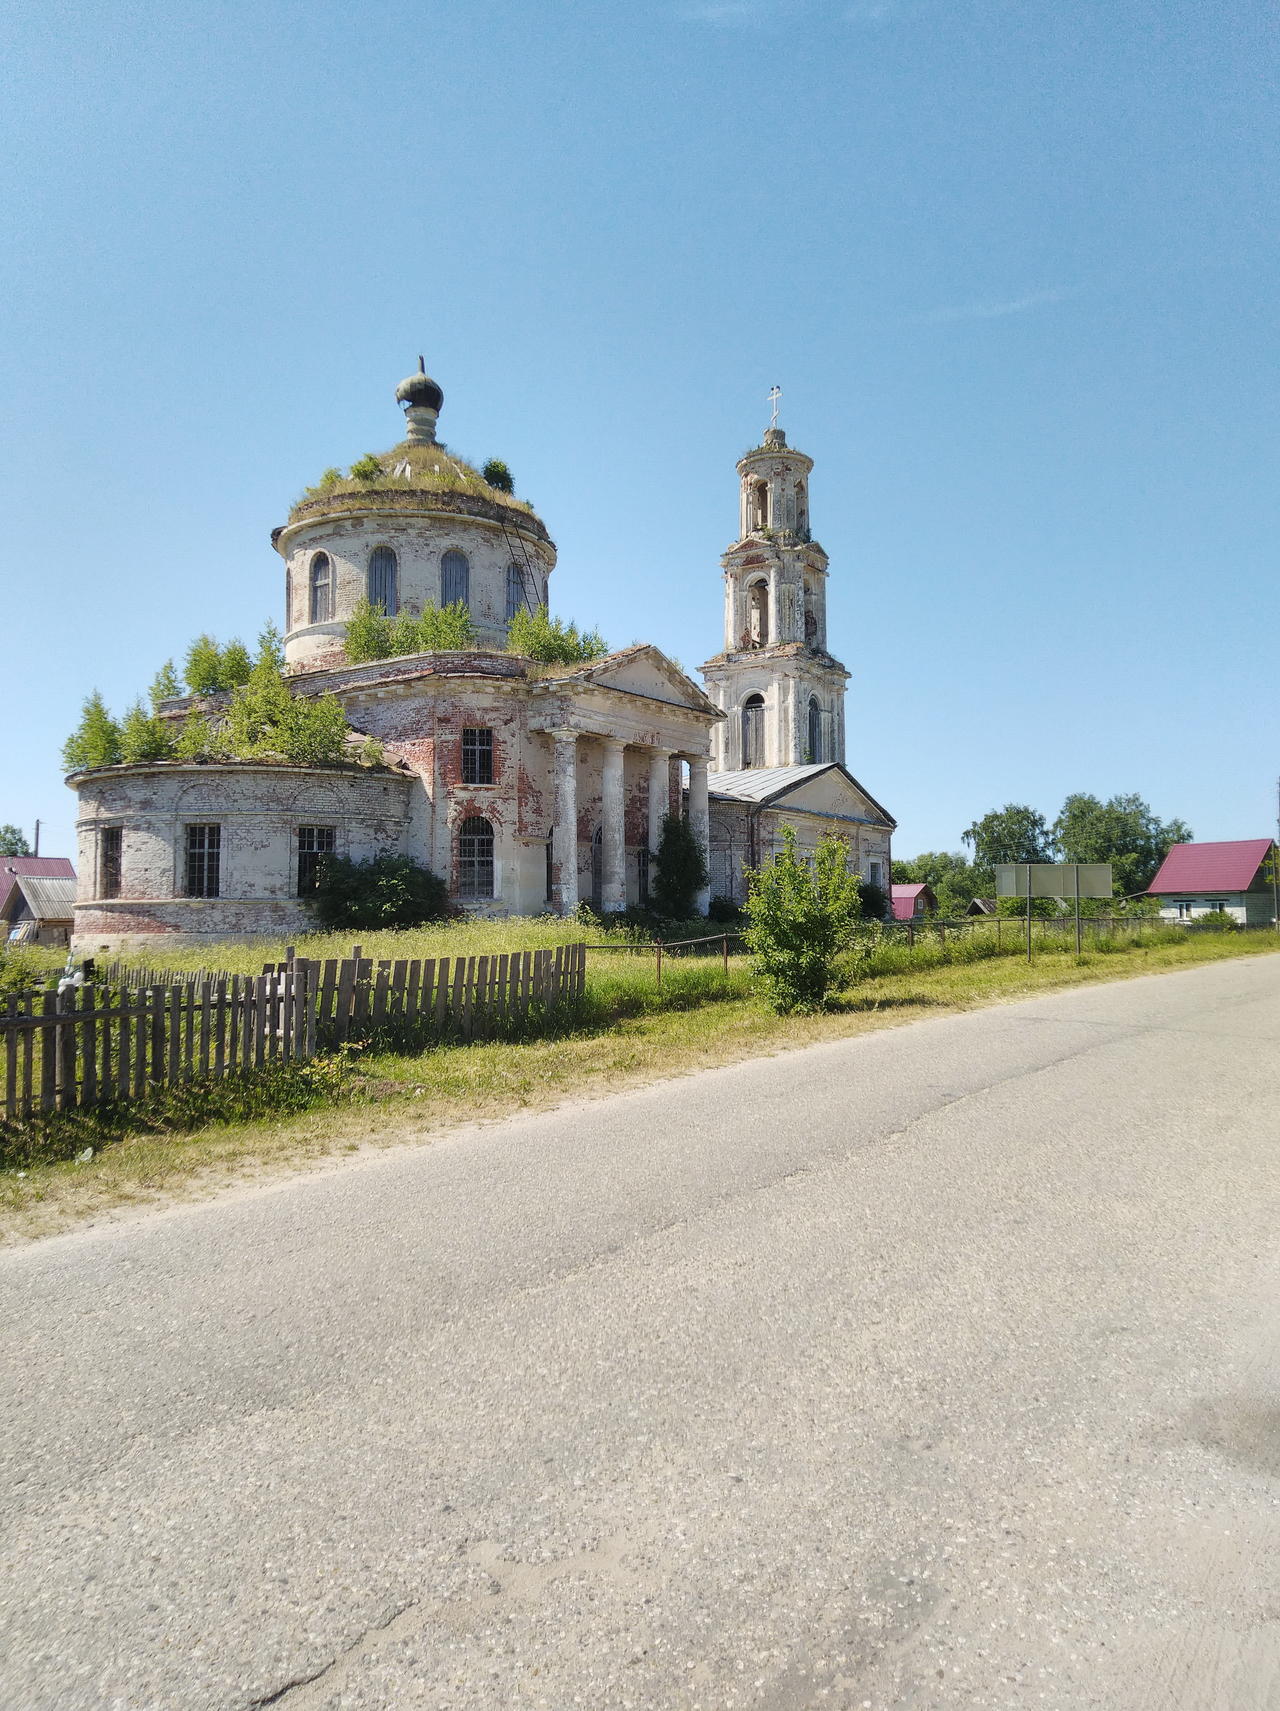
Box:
395, 356, 444, 414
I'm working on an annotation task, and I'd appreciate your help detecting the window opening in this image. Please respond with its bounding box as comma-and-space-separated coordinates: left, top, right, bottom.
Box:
297, 825, 335, 895
309, 553, 333, 624
742, 694, 765, 768
100, 826, 122, 899
185, 824, 221, 898
441, 549, 470, 609
747, 581, 768, 647
458, 816, 494, 899
462, 727, 494, 784
505, 563, 524, 621
368, 545, 398, 616
752, 480, 769, 531
807, 696, 822, 764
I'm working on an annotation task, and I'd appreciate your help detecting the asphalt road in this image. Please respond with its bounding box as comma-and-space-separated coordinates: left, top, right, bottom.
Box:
3, 955, 1280, 1711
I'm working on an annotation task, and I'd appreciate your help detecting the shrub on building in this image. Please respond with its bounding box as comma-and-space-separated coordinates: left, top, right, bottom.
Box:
310, 854, 450, 929
482, 458, 514, 493
62, 692, 123, 771
506, 605, 607, 665
344, 597, 476, 663
742, 827, 862, 1012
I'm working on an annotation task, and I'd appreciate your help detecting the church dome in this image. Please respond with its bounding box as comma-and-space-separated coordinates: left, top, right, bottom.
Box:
395, 357, 444, 413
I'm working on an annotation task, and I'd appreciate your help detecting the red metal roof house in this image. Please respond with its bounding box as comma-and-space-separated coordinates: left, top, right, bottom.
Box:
1146, 839, 1276, 926
891, 882, 937, 921
0, 856, 75, 919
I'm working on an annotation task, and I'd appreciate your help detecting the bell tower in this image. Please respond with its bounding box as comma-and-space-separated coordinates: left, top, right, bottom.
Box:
700, 404, 850, 772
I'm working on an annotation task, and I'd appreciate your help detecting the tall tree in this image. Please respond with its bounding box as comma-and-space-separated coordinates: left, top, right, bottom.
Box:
62, 692, 123, 771
962, 804, 1052, 869
1053, 793, 1192, 895
0, 825, 31, 856
148, 660, 182, 709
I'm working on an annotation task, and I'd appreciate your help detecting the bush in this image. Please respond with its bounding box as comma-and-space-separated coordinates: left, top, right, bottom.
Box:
743, 827, 862, 1012
350, 454, 383, 483
311, 854, 451, 930
652, 812, 708, 920
482, 459, 514, 493
345, 597, 476, 663
506, 605, 607, 664
1195, 909, 1238, 931
859, 880, 889, 922
706, 894, 743, 924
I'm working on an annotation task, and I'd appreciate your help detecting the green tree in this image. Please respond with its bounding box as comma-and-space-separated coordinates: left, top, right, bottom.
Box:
651, 811, 709, 919
418, 601, 477, 650
962, 804, 1052, 869
62, 691, 122, 771
482, 459, 514, 493
507, 605, 607, 665
859, 879, 889, 922
118, 700, 176, 763
743, 827, 862, 1013
344, 597, 393, 663
280, 693, 350, 765
184, 634, 225, 695
256, 621, 285, 672
219, 639, 254, 688
350, 454, 383, 483
148, 660, 182, 708
892, 850, 991, 916
310, 854, 449, 929
225, 654, 294, 757
0, 826, 30, 856
1052, 792, 1192, 895
174, 711, 223, 760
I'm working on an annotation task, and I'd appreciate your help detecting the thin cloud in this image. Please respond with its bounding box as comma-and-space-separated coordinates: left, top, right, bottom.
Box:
914, 287, 1081, 325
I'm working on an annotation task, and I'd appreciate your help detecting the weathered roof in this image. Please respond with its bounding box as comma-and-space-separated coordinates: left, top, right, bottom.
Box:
1147, 838, 1273, 894
2, 873, 77, 922
709, 762, 896, 827
0, 856, 75, 916
890, 882, 934, 921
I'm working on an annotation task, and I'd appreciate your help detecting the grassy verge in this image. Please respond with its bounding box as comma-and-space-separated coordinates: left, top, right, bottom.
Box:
2, 928, 1276, 1245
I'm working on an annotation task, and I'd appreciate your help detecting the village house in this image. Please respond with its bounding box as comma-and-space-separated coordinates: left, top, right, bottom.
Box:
891, 882, 936, 920
69, 367, 893, 949
1147, 839, 1278, 926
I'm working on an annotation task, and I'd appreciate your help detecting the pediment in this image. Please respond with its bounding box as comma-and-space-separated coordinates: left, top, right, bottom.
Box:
773, 766, 895, 827
550, 646, 720, 716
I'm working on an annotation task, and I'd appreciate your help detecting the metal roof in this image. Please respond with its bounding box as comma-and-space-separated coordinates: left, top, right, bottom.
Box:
890, 882, 933, 921
708, 762, 897, 828
3, 874, 77, 922
0, 856, 75, 915
1147, 839, 1273, 895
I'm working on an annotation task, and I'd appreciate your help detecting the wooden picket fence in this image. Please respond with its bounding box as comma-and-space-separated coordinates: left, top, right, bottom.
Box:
263, 943, 587, 1046
0, 944, 588, 1124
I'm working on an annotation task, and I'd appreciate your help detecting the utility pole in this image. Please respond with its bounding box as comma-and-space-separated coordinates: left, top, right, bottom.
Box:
32, 818, 40, 857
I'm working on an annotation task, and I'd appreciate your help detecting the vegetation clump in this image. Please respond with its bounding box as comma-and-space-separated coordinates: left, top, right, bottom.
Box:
743, 827, 862, 1012
343, 598, 477, 663
651, 812, 709, 921
506, 605, 607, 665
0, 825, 30, 857
310, 854, 451, 930
481, 459, 514, 493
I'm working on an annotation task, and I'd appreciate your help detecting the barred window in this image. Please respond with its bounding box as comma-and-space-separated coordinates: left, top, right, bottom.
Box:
458, 816, 494, 899
506, 562, 524, 621
368, 545, 398, 616
309, 552, 333, 624
461, 727, 493, 784
441, 549, 469, 609
100, 826, 122, 899
297, 825, 336, 895
185, 824, 221, 898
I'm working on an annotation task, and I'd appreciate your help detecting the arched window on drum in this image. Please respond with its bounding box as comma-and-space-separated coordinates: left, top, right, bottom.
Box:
309, 553, 333, 624
506, 562, 524, 621
807, 696, 822, 764
441, 549, 470, 610
367, 545, 398, 616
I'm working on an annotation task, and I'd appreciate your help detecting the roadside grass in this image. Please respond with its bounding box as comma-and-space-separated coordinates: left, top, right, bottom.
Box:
2, 927, 1276, 1244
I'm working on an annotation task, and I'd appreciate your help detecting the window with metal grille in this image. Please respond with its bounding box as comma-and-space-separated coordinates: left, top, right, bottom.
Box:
100, 826, 122, 899
505, 562, 524, 621
441, 549, 469, 609
309, 552, 333, 624
458, 816, 494, 899
185, 824, 221, 898
296, 825, 336, 895
367, 545, 398, 616
461, 728, 493, 784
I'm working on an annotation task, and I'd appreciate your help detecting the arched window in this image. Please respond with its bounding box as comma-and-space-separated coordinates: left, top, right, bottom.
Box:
808, 696, 822, 764
795, 482, 808, 535
457, 816, 494, 899
441, 549, 469, 610
742, 693, 765, 768
752, 480, 769, 531
367, 545, 398, 616
309, 552, 333, 624
505, 562, 524, 621
747, 580, 769, 647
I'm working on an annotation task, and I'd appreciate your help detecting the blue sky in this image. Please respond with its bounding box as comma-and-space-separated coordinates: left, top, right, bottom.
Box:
3, 0, 1277, 862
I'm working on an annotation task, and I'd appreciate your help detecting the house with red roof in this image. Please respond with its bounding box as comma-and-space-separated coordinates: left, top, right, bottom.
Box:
1146, 839, 1277, 926
0, 856, 75, 920
891, 882, 937, 921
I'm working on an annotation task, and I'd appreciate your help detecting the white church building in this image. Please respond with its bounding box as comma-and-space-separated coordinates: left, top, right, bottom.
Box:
70, 366, 894, 947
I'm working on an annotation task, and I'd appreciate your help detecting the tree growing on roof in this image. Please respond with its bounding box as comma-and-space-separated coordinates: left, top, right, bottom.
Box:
506, 605, 607, 665
62, 692, 123, 771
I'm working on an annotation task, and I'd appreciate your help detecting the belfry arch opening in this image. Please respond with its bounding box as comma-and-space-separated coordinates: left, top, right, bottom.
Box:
751, 480, 769, 531
746, 580, 768, 647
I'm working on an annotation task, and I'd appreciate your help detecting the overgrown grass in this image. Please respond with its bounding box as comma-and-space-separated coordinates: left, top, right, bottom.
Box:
2, 925, 1276, 1244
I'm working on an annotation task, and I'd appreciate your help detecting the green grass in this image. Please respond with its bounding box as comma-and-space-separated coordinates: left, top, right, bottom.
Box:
2, 923, 1276, 1245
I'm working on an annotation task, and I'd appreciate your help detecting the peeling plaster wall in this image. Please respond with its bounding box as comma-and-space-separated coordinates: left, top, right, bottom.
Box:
707, 800, 892, 904
72, 763, 413, 950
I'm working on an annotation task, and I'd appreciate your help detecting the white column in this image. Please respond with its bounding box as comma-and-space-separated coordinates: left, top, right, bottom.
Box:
601, 737, 626, 913
550, 728, 578, 916
647, 748, 671, 854
688, 755, 711, 916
